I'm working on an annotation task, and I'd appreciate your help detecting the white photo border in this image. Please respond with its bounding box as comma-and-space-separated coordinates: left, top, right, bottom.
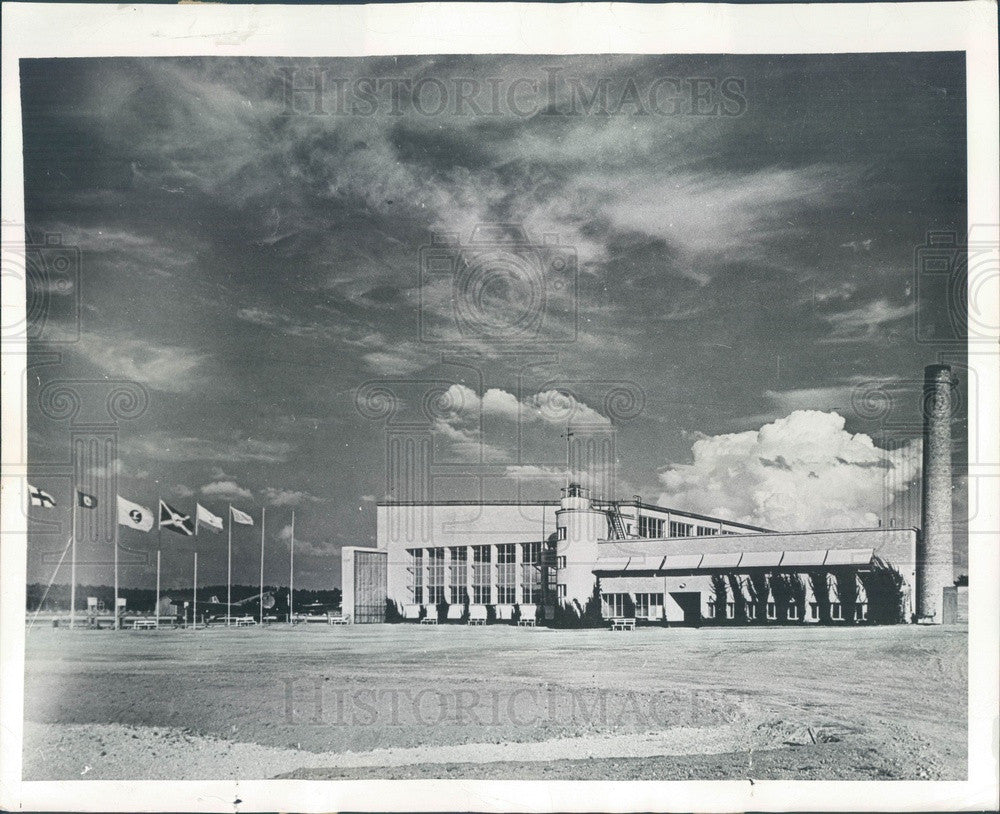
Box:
1, 2, 997, 811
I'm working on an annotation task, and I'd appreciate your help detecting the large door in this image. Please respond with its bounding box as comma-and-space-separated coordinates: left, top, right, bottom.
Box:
669, 591, 702, 625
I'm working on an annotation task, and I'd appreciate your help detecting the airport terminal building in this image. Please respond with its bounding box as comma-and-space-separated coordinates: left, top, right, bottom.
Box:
341, 365, 956, 627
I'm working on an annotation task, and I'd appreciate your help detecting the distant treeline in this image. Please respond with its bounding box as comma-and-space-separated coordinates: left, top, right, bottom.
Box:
25, 584, 342, 612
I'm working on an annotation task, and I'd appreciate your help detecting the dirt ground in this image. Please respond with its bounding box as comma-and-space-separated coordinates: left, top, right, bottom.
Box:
21, 623, 967, 781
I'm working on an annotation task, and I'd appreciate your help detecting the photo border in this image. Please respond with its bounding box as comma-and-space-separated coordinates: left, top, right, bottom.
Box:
1, 2, 997, 811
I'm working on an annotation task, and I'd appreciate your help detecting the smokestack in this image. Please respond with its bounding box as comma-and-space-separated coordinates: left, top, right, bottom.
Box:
917, 364, 955, 623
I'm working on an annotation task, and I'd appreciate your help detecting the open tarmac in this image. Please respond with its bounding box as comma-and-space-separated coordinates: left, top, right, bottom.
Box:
21, 622, 967, 780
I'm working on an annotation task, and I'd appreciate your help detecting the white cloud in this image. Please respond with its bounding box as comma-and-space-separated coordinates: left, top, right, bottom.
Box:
200, 480, 253, 500
72, 334, 206, 393
657, 410, 921, 531
122, 432, 293, 464
819, 298, 913, 343
261, 486, 323, 507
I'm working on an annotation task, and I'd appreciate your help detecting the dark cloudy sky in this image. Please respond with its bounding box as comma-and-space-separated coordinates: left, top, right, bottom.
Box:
22, 53, 968, 589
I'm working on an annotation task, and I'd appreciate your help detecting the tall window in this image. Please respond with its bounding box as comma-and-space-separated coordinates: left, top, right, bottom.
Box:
521, 542, 541, 604
472, 545, 491, 604
408, 548, 423, 604
638, 516, 665, 538
602, 593, 628, 617
426, 548, 445, 604
669, 521, 692, 537
496, 543, 516, 604
449, 547, 468, 604
634, 593, 663, 619
696, 525, 718, 536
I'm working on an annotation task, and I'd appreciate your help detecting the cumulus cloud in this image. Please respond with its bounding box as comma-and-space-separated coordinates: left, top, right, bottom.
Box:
438, 384, 610, 426
200, 480, 253, 500
657, 410, 921, 531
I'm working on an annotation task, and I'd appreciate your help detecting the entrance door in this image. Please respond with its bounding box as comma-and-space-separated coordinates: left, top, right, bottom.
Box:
669, 591, 702, 625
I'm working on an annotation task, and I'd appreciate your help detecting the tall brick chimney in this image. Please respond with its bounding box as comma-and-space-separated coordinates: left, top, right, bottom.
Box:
917, 364, 955, 622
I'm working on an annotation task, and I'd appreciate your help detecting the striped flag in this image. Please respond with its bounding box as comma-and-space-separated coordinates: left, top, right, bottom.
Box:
196, 503, 224, 534
28, 484, 56, 507
230, 506, 254, 526
159, 500, 194, 536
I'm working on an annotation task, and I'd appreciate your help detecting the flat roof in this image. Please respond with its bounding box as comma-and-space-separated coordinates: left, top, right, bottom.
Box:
376, 498, 772, 531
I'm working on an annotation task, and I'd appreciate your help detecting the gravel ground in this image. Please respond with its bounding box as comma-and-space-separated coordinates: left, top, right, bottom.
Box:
21, 623, 967, 780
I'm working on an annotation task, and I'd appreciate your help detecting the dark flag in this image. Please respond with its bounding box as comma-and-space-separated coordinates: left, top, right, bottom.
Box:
159, 500, 195, 536
77, 491, 98, 509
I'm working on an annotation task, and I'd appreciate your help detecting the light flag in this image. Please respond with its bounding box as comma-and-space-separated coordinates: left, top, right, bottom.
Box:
159, 500, 195, 536
117, 495, 154, 532
196, 503, 224, 534
28, 484, 56, 508
230, 506, 254, 526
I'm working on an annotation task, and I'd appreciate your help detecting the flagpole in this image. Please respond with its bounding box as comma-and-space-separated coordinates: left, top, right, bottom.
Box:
113, 513, 119, 631
70, 497, 77, 629
259, 506, 266, 626
156, 493, 162, 629
193, 551, 198, 631
289, 510, 294, 627
227, 504, 232, 627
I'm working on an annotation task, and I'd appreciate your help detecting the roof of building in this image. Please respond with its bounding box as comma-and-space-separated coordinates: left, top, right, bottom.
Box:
376, 497, 772, 532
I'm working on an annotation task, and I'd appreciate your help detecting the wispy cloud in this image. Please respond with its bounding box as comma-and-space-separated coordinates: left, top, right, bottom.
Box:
122, 432, 293, 464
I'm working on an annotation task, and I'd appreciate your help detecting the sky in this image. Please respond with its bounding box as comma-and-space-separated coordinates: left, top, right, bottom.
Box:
21, 53, 969, 589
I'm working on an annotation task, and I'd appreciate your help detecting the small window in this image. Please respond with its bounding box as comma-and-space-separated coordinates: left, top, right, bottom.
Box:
855, 603, 867, 621
787, 604, 799, 620
831, 602, 842, 620
766, 602, 776, 620
557, 527, 567, 540
747, 604, 757, 620
725, 602, 735, 619
556, 556, 567, 569
809, 602, 819, 620
706, 602, 716, 619
556, 584, 567, 599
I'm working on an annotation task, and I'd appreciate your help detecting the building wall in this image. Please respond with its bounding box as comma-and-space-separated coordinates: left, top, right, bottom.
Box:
595, 527, 918, 622
378, 502, 558, 611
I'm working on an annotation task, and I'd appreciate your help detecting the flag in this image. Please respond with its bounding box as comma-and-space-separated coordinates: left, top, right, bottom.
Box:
230, 506, 254, 526
28, 484, 56, 508
159, 500, 194, 536
196, 503, 224, 534
77, 491, 98, 509
117, 495, 154, 532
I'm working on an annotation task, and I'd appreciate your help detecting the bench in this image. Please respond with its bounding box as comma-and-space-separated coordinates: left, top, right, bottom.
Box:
517, 605, 537, 626
131, 619, 157, 630
419, 616, 438, 625
610, 617, 636, 631
233, 617, 256, 627
328, 615, 350, 625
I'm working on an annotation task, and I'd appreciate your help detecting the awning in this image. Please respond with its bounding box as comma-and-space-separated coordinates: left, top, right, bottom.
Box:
739, 551, 783, 568
824, 547, 875, 566
659, 554, 704, 570
700, 552, 742, 568
780, 549, 827, 567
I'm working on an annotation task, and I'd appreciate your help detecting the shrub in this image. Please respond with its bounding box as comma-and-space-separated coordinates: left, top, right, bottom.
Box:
862, 558, 906, 624
709, 574, 728, 624
746, 572, 769, 623
384, 599, 404, 623
807, 570, 831, 623
770, 573, 805, 623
